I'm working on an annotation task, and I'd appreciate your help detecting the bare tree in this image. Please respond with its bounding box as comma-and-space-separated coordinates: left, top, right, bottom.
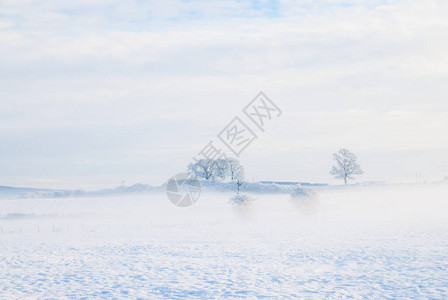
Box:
187, 158, 245, 188
188, 159, 215, 180
236, 178, 244, 194
330, 148, 363, 185
227, 158, 245, 181
213, 159, 230, 180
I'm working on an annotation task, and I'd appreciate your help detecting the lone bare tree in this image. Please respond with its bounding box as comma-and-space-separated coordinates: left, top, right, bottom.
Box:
330, 149, 363, 184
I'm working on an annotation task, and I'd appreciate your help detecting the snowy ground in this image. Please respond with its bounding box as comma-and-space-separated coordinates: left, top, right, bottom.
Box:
1, 184, 447, 299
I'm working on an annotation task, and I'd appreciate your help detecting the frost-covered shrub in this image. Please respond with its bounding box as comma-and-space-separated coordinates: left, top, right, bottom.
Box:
229, 193, 256, 205
290, 185, 319, 215
291, 184, 315, 198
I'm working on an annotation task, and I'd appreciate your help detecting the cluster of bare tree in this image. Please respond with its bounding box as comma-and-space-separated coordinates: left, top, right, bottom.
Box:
187, 158, 244, 182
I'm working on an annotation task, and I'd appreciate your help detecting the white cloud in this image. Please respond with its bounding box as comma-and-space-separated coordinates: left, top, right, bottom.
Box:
1, 0, 448, 188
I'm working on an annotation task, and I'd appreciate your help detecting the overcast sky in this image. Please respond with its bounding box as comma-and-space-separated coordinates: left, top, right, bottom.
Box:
1, 0, 448, 189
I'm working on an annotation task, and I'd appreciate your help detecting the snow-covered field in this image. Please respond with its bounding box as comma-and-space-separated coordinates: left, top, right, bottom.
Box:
1, 185, 447, 299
